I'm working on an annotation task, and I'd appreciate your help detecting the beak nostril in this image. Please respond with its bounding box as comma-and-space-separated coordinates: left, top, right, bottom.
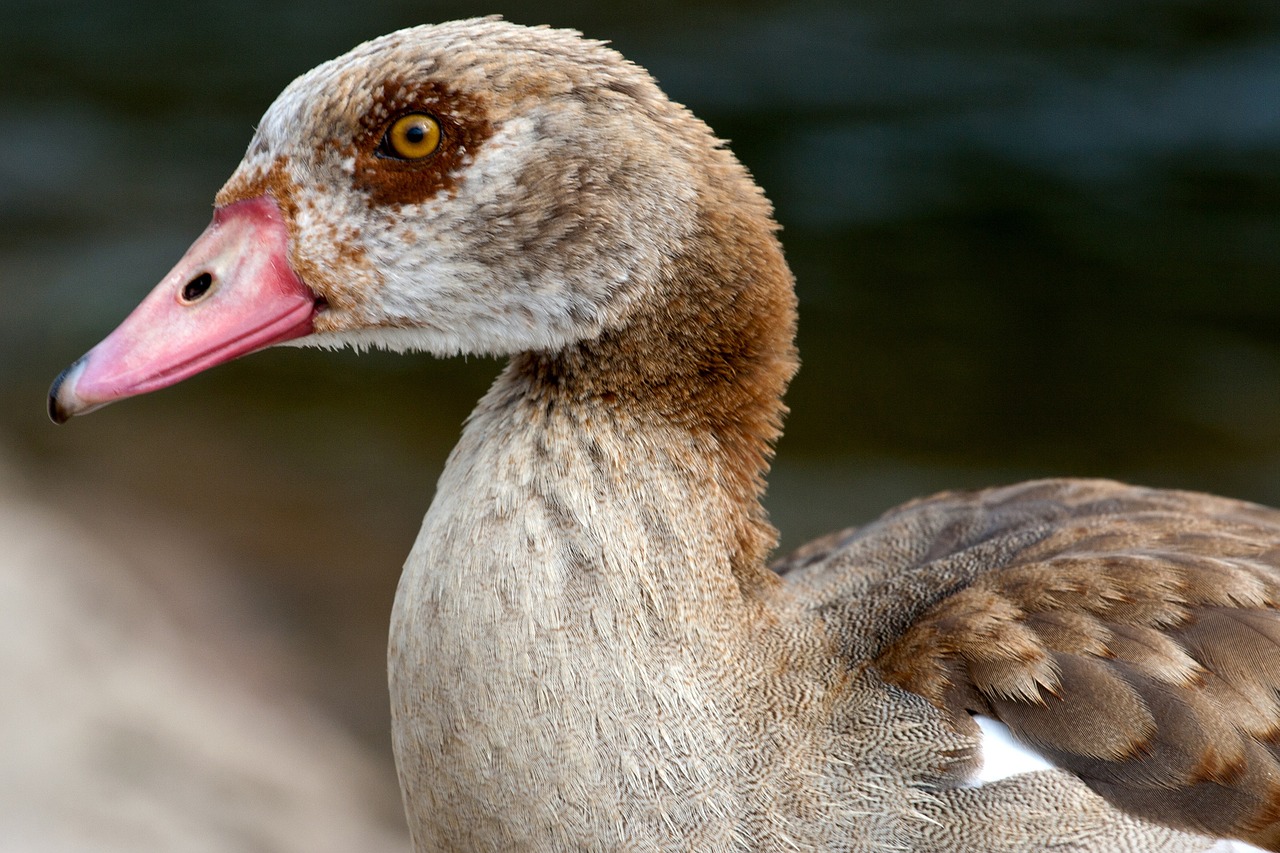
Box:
181, 272, 214, 303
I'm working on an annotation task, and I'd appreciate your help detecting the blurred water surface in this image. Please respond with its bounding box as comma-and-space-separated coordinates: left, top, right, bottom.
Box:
2, 0, 1279, 830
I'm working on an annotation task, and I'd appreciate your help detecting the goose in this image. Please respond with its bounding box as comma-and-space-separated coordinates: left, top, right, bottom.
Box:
48, 18, 1280, 852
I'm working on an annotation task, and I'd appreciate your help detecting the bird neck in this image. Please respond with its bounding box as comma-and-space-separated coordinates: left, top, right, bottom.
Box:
388, 178, 806, 849
511, 186, 799, 596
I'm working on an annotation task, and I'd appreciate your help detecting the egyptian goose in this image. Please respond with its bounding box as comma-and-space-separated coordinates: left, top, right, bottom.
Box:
49, 18, 1280, 852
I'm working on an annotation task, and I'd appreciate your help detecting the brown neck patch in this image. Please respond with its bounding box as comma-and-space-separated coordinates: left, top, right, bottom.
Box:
514, 171, 798, 598
350, 78, 494, 208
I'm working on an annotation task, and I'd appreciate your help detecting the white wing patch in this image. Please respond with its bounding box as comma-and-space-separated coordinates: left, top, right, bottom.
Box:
970, 717, 1269, 851
968, 715, 1056, 785
1208, 841, 1269, 852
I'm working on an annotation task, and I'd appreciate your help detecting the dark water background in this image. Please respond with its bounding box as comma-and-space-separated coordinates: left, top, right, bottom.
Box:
2, 0, 1279, 801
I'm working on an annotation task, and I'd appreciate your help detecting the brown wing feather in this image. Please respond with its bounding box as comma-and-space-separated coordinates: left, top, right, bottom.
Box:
787, 478, 1280, 849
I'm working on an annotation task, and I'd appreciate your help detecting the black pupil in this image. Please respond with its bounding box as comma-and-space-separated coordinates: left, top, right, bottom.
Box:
405, 124, 426, 144
183, 272, 212, 302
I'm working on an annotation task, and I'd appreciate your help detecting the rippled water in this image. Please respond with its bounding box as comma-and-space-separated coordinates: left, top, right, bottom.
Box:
2, 0, 1278, 750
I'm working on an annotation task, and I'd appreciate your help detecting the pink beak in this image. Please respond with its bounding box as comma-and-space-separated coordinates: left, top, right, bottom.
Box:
49, 196, 323, 423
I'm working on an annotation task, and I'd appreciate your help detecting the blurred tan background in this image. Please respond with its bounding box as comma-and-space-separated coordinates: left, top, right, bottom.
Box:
3, 0, 1279, 849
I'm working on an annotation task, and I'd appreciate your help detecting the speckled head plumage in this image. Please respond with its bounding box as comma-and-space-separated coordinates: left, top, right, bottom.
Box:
210, 18, 799, 584
216, 17, 748, 358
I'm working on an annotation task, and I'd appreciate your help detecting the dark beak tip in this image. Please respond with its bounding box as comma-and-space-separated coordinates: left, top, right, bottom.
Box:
48, 363, 75, 425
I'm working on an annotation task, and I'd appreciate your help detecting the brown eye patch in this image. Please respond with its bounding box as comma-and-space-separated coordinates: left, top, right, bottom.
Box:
353, 79, 493, 207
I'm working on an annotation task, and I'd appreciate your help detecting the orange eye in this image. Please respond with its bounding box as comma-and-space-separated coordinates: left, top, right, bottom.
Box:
382, 113, 442, 160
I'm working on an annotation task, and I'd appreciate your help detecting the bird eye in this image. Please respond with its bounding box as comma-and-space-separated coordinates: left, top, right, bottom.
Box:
381, 113, 442, 160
